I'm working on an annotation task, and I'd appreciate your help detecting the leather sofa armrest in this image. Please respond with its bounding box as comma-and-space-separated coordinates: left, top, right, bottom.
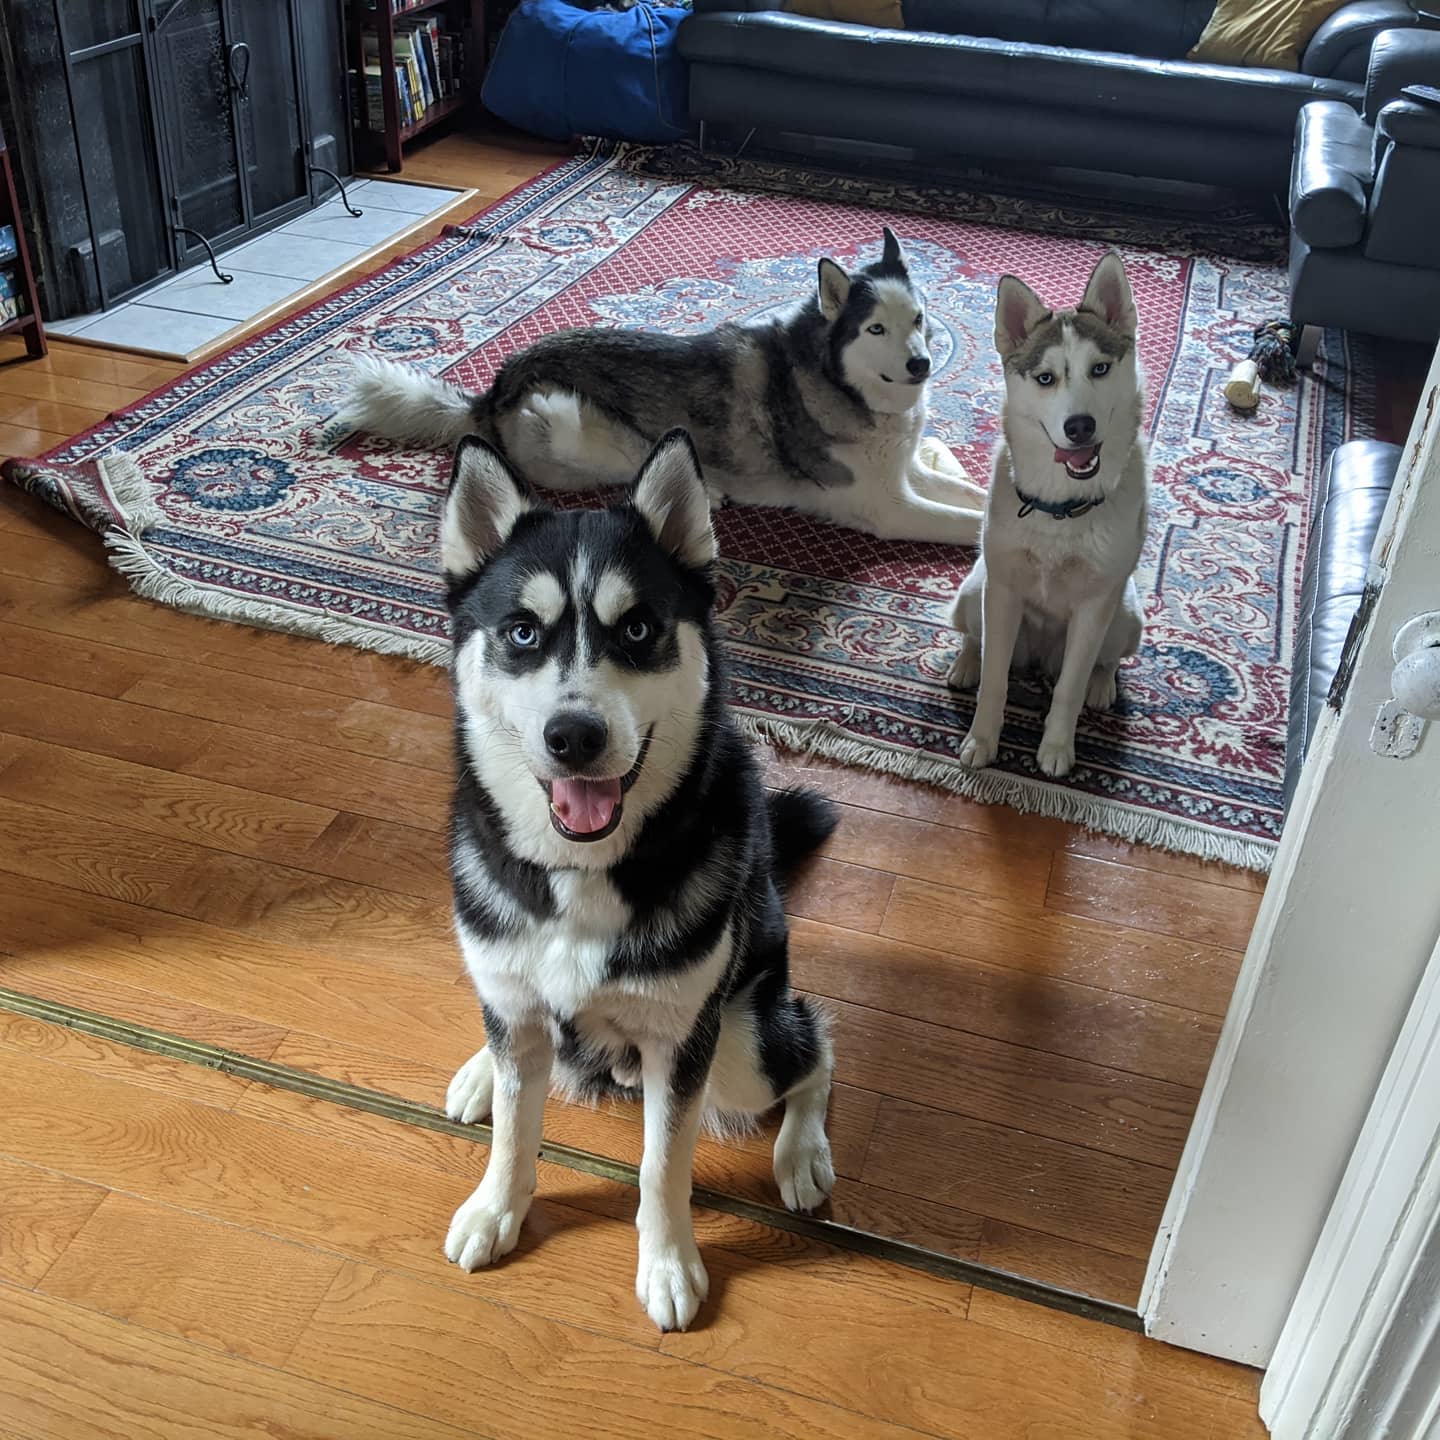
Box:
1377, 96, 1440, 146
1290, 101, 1374, 248
1364, 28, 1440, 119
1303, 1, 1419, 80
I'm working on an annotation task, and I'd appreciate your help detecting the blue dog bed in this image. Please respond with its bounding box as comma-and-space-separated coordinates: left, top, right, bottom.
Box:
482, 0, 690, 144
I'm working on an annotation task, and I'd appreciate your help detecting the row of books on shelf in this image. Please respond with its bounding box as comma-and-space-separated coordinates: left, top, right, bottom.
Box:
0, 226, 29, 322
360, 19, 466, 130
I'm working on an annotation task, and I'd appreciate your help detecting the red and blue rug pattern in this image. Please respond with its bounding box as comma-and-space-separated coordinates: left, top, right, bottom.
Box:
2, 143, 1373, 868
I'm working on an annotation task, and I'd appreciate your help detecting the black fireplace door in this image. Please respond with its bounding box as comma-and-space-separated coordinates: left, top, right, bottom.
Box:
149, 0, 309, 267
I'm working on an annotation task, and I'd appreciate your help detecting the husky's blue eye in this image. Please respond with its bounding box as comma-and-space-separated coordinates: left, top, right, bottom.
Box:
506, 622, 540, 649
1091, 361, 1112, 378
866, 323, 886, 336
1035, 371, 1056, 387
622, 618, 651, 645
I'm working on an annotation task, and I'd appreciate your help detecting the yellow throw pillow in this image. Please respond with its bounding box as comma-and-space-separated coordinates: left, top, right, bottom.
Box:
784, 0, 904, 29
1189, 0, 1351, 72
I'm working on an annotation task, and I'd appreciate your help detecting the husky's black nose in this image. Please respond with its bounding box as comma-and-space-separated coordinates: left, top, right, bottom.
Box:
544, 711, 609, 767
906, 356, 931, 379
1064, 414, 1096, 445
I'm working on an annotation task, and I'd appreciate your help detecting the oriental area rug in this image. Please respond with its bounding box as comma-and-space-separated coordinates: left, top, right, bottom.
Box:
2, 142, 1373, 869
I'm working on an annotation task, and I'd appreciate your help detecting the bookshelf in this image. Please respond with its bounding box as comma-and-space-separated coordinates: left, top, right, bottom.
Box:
350, 0, 486, 173
0, 121, 45, 360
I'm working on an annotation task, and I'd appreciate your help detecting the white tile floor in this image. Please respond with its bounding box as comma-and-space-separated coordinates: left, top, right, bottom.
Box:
45, 179, 464, 359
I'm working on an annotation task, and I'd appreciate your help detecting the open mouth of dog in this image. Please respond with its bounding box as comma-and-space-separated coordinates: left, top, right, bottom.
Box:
540, 728, 653, 843
1053, 443, 1102, 482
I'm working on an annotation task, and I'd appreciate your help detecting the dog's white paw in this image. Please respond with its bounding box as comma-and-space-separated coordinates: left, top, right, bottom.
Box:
774, 1132, 835, 1214
946, 643, 981, 691
1086, 667, 1118, 711
445, 1187, 526, 1270
445, 1048, 495, 1125
959, 728, 999, 768
1037, 733, 1076, 778
636, 1239, 709, 1332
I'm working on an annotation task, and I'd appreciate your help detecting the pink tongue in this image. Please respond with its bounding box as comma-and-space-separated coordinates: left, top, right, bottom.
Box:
550, 777, 622, 835
1054, 444, 1099, 466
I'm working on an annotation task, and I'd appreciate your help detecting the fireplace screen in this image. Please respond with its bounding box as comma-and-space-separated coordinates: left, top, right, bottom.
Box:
1, 0, 349, 317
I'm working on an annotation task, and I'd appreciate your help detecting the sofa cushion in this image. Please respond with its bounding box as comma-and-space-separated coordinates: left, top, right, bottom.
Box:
1302, 0, 1419, 79
1364, 27, 1440, 120
679, 12, 1362, 131
1190, 0, 1352, 71
898, 0, 1214, 60
1290, 100, 1374, 247
786, 0, 902, 27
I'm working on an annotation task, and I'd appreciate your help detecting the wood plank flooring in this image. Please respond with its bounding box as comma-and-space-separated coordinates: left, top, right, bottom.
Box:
0, 127, 1302, 1436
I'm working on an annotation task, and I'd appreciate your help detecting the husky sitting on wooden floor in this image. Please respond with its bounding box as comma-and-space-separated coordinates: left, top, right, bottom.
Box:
437, 426, 840, 1332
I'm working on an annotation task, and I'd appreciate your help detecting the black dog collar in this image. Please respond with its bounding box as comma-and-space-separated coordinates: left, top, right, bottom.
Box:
1015, 488, 1107, 521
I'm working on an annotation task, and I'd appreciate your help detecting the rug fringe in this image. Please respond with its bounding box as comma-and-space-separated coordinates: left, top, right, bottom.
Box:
95, 517, 1276, 873
738, 713, 1276, 874
98, 453, 165, 533
102, 527, 450, 667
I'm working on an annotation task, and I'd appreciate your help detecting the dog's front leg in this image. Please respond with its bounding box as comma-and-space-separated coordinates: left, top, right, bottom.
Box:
908, 451, 989, 512
634, 1018, 717, 1331
856, 487, 984, 546
1037, 587, 1126, 778
445, 1008, 552, 1271
960, 580, 1024, 769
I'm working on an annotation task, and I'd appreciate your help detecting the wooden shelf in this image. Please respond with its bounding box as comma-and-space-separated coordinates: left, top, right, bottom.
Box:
349, 0, 485, 174
383, 0, 456, 16
0, 136, 47, 361
399, 93, 466, 141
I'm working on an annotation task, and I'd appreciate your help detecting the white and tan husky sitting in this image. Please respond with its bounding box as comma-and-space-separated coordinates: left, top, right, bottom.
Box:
947, 252, 1148, 779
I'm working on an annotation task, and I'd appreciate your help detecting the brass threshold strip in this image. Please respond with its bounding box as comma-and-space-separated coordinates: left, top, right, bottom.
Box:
0, 985, 1144, 1334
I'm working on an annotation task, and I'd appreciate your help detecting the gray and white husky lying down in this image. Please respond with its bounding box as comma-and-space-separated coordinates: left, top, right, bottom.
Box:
343, 228, 985, 544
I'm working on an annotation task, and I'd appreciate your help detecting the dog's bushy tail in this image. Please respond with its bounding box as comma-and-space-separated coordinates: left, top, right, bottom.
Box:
767, 787, 839, 886
340, 354, 489, 450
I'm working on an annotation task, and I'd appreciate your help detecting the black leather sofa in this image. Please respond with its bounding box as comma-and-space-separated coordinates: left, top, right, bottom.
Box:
1285, 439, 1401, 805
1288, 28, 1440, 343
679, 0, 1427, 191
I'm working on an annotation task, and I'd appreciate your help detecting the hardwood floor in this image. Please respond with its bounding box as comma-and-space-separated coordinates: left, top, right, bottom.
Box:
0, 128, 1273, 1436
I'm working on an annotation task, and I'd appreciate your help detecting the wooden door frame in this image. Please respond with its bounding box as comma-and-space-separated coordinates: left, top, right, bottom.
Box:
1261, 930, 1440, 1436
1140, 342, 1440, 1369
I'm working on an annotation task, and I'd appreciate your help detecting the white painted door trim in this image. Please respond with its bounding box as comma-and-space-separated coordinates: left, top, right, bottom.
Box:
1141, 345, 1440, 1367
1261, 929, 1440, 1438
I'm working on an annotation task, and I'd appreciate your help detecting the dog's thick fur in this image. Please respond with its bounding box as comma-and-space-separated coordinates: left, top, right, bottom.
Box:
342, 229, 984, 544
947, 252, 1148, 778
439, 428, 838, 1332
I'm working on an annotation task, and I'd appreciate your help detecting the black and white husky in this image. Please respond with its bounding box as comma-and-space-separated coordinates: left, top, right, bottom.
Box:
342, 229, 984, 544
437, 426, 839, 1331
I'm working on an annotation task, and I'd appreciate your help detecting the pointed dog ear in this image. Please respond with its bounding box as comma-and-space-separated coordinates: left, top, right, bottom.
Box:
441, 438, 532, 580
630, 429, 716, 569
817, 257, 852, 323
994, 275, 1052, 359
881, 225, 907, 271
1078, 250, 1137, 338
